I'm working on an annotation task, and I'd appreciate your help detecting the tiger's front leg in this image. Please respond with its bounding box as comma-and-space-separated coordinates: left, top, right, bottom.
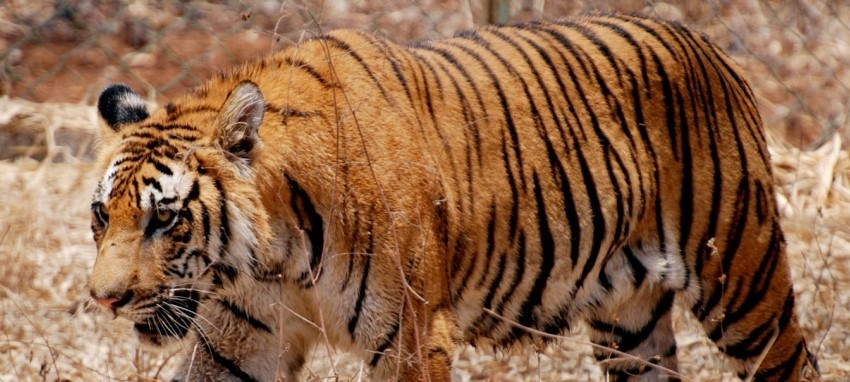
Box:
369, 301, 456, 382
171, 283, 318, 381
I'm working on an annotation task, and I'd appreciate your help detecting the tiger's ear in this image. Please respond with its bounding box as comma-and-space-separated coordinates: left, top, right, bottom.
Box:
97, 84, 149, 131
218, 81, 265, 163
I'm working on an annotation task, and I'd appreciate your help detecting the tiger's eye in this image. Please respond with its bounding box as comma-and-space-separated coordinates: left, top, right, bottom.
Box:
155, 209, 174, 224
94, 203, 109, 227
145, 208, 179, 237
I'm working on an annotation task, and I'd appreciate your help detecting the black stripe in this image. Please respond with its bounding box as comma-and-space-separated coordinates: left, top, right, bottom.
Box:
483, 30, 586, 266
591, 19, 653, 96
442, 39, 528, 189
676, 89, 695, 289
148, 157, 173, 176
481, 248, 507, 311
348, 243, 373, 338
164, 246, 187, 262
218, 299, 272, 333
198, 336, 259, 382
754, 180, 769, 224
667, 24, 724, 292
651, 49, 680, 163
369, 317, 400, 368
611, 14, 681, 65
316, 34, 393, 104
165, 103, 218, 120
200, 201, 211, 245
214, 179, 230, 259
146, 139, 167, 150
424, 53, 482, 166
357, 31, 417, 109
450, 133, 513, 299
287, 176, 325, 285
514, 172, 555, 332
723, 310, 780, 359
183, 179, 200, 205
131, 177, 142, 209
624, 63, 657, 223
424, 55, 477, 228
282, 56, 332, 88
474, 203, 499, 288
532, 28, 612, 291
474, 29, 562, 170
512, 30, 572, 153
484, 230, 526, 328
545, 23, 639, 159
142, 176, 162, 192
589, 290, 674, 352
135, 123, 200, 135
501, 135, 521, 241
415, 44, 489, 130
512, 31, 589, 270
158, 196, 178, 205
428, 346, 451, 366
211, 262, 238, 286
622, 246, 647, 287
412, 57, 449, 148
111, 153, 145, 168
340, 213, 360, 292
708, 221, 783, 340
408, 55, 464, 219
698, 178, 750, 321
165, 131, 200, 142
751, 339, 804, 381
348, 256, 371, 336
556, 21, 625, 88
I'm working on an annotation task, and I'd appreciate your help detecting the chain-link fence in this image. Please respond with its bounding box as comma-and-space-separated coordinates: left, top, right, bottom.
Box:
2, 0, 848, 149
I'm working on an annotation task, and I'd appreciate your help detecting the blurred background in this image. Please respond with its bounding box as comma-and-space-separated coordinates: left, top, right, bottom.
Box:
1, 1, 847, 381
1, 0, 849, 152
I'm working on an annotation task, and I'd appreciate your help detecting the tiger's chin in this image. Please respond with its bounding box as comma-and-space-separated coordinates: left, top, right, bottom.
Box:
133, 320, 191, 348
130, 289, 202, 348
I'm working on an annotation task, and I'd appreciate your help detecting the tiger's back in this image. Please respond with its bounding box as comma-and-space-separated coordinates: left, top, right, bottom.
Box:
89, 13, 817, 381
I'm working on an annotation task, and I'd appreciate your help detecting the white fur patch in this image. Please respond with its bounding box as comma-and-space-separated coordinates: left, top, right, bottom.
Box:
118, 90, 147, 112
222, 200, 258, 270
140, 165, 192, 211
96, 158, 122, 203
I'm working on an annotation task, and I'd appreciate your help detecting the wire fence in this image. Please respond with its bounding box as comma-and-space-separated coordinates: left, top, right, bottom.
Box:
1, 0, 848, 149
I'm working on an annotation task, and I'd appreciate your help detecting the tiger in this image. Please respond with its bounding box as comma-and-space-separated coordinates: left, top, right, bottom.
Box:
88, 12, 819, 382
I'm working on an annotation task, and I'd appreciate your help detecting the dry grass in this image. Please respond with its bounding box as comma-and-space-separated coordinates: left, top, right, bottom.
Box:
0, 128, 847, 381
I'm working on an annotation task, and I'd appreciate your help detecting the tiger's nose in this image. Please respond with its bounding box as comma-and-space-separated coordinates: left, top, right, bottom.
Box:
90, 290, 134, 309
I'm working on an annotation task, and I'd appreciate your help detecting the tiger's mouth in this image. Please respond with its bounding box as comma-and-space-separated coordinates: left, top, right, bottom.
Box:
132, 289, 201, 346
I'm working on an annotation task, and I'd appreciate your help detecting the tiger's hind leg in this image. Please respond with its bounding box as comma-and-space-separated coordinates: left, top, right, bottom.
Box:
586, 246, 683, 381
692, 221, 818, 381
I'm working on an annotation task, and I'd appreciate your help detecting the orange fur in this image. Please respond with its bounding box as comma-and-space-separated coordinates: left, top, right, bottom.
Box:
89, 14, 817, 381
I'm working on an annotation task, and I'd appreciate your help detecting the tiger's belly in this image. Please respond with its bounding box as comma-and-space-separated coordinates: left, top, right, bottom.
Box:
450, 234, 691, 345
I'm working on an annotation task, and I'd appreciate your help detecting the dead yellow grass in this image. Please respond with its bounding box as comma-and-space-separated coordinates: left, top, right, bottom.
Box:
0, 127, 847, 380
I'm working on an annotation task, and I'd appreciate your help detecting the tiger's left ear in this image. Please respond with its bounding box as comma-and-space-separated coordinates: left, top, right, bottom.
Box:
97, 84, 149, 131
218, 81, 265, 164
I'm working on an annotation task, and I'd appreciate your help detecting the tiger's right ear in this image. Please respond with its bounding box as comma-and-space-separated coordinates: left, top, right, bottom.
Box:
97, 84, 149, 131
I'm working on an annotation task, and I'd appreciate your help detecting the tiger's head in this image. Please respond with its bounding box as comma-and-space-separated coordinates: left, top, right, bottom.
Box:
88, 81, 270, 347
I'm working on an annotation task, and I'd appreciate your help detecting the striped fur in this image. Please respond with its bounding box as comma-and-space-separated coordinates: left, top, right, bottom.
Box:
88, 13, 818, 381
